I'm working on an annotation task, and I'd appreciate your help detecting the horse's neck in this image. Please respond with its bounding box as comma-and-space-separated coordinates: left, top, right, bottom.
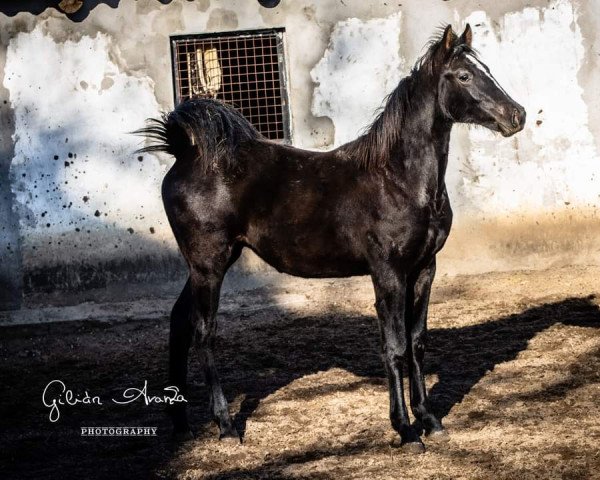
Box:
393, 88, 451, 207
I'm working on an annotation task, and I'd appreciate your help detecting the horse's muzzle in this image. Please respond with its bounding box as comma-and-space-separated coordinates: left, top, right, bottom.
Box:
511, 107, 526, 130
499, 106, 526, 137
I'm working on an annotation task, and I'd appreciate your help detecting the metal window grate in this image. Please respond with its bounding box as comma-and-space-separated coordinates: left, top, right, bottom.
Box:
171, 28, 290, 141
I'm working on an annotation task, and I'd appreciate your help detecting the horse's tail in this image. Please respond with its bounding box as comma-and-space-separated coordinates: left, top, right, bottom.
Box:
133, 98, 262, 171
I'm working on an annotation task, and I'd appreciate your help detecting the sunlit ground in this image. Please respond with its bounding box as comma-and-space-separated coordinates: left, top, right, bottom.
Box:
2, 266, 599, 479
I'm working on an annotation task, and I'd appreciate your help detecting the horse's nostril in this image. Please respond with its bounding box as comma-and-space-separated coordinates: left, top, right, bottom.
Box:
512, 109, 520, 128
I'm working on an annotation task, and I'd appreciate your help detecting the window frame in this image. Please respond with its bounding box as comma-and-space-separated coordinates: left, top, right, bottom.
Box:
170, 27, 292, 143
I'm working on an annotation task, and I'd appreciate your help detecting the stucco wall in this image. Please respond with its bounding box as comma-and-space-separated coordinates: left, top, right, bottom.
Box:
1, 0, 600, 308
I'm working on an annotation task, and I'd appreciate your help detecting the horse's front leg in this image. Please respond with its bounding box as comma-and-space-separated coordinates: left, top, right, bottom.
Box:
407, 259, 445, 436
372, 266, 425, 452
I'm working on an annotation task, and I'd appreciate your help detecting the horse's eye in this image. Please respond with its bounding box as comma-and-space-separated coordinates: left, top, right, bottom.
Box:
458, 72, 471, 83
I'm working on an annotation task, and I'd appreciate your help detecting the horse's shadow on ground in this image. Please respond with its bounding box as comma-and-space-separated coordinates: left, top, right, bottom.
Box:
194, 296, 600, 439
6, 294, 596, 479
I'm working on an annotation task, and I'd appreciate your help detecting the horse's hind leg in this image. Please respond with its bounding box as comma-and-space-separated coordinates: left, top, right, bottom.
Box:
191, 265, 239, 441
169, 278, 195, 439
407, 259, 444, 436
169, 240, 241, 441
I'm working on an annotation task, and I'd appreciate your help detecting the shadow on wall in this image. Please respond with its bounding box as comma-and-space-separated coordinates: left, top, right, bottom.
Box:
0, 162, 23, 308
6, 106, 275, 302
7, 109, 184, 294
0, 88, 22, 310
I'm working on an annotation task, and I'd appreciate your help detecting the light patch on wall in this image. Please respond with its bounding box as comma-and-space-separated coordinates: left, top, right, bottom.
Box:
310, 12, 405, 147
4, 25, 171, 266
460, 0, 600, 213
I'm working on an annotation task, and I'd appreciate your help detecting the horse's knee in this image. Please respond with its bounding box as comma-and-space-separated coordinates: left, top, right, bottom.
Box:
383, 338, 408, 367
195, 333, 216, 354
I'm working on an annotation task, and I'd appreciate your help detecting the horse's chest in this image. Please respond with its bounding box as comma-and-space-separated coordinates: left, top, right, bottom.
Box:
425, 212, 451, 253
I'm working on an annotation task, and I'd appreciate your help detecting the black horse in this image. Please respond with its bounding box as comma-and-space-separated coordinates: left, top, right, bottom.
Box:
137, 24, 525, 452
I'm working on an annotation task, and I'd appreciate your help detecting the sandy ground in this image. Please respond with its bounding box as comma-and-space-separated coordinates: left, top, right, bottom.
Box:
1, 266, 600, 479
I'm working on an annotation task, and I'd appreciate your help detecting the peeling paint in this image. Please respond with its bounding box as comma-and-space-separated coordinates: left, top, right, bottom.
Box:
307, 2, 600, 217
457, 0, 600, 213
3, 25, 172, 276
310, 12, 404, 146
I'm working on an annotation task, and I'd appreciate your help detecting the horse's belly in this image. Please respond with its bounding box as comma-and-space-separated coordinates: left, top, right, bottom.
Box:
245, 231, 368, 278
252, 246, 368, 278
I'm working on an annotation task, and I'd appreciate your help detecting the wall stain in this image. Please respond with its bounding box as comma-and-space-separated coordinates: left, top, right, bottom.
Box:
194, 0, 210, 13
206, 8, 239, 31
0, 45, 23, 309
24, 251, 186, 293
100, 75, 114, 91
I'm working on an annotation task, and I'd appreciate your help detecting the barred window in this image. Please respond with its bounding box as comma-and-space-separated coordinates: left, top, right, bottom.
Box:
171, 28, 291, 141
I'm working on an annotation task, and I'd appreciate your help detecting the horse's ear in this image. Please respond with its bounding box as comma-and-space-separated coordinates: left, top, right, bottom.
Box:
459, 24, 473, 47
441, 25, 455, 52
432, 25, 456, 71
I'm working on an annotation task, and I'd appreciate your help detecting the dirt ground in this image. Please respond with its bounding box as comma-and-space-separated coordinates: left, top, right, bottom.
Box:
2, 266, 600, 479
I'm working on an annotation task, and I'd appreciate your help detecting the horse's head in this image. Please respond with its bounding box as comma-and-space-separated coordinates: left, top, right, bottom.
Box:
434, 25, 526, 137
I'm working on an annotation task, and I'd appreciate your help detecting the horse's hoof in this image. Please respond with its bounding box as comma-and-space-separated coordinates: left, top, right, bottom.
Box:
402, 440, 426, 454
172, 430, 194, 443
219, 428, 241, 445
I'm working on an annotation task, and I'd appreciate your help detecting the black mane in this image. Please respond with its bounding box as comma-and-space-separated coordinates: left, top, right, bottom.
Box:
341, 28, 472, 170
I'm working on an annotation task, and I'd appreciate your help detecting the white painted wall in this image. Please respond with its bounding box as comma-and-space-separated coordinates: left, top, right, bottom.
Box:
459, 2, 600, 214
5, 27, 170, 264
308, 0, 600, 218
1, 0, 600, 301
311, 13, 404, 146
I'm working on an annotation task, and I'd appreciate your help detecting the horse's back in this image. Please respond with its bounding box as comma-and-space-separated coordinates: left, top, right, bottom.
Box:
162, 136, 449, 277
